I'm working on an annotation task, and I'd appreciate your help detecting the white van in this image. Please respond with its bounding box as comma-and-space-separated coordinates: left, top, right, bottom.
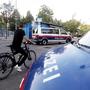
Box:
32, 22, 72, 45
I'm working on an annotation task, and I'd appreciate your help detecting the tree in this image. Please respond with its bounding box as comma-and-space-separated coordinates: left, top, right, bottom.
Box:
11, 9, 21, 30
0, 2, 14, 24
53, 18, 62, 26
63, 19, 81, 34
20, 11, 34, 24
12, 9, 20, 20
0, 2, 14, 38
37, 5, 54, 23
26, 11, 34, 23
78, 24, 90, 35
0, 15, 5, 28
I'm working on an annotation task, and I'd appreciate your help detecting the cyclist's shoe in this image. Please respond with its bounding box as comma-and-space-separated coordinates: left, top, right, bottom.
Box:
14, 65, 22, 72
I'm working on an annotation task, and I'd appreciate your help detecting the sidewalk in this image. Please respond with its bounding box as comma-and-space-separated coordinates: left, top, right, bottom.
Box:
0, 35, 13, 41
0, 35, 13, 48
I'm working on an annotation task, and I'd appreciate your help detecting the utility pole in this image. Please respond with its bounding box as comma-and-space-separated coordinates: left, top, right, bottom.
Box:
15, 0, 17, 30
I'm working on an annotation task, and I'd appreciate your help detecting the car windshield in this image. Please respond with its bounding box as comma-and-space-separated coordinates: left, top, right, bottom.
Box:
78, 31, 90, 48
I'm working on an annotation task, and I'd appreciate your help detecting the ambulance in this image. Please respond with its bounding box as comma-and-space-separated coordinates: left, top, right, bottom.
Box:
32, 21, 72, 45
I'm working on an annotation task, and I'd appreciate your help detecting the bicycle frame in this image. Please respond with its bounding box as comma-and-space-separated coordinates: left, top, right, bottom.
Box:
9, 42, 31, 66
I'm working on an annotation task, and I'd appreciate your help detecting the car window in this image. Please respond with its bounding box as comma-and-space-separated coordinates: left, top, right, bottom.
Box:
60, 28, 67, 35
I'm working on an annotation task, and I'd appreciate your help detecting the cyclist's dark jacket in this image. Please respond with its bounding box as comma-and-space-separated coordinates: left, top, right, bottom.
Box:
12, 29, 25, 48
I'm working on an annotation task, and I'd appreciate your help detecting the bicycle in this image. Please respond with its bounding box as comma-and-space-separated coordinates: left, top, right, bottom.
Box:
0, 41, 36, 80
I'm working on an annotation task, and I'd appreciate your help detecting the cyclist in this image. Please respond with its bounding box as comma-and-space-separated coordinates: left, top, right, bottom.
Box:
12, 23, 31, 72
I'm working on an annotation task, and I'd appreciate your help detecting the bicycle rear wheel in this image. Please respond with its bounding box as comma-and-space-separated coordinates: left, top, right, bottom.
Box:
24, 50, 36, 69
0, 54, 13, 80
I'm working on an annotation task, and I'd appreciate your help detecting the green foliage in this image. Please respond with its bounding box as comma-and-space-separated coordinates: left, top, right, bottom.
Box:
63, 19, 80, 34
0, 16, 3, 27
1, 2, 90, 35
9, 9, 21, 31
37, 5, 53, 23
26, 11, 34, 23
20, 11, 34, 24
9, 21, 15, 31
0, 3, 14, 23
0, 2, 15, 31
12, 9, 20, 20
79, 24, 90, 35
53, 18, 62, 26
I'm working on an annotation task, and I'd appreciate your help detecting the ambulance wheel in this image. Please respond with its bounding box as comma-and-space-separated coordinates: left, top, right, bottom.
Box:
42, 39, 47, 45
66, 38, 71, 43
36, 42, 40, 45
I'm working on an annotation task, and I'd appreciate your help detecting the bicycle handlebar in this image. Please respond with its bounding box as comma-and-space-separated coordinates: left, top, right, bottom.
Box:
23, 40, 35, 45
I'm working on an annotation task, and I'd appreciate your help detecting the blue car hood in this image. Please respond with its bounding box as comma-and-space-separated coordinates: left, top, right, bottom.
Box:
24, 44, 90, 90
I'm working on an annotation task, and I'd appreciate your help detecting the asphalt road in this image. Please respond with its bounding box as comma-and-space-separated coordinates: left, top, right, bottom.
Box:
0, 37, 62, 90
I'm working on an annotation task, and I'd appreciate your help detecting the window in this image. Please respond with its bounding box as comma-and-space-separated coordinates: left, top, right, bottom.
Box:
60, 28, 67, 35
41, 28, 59, 34
41, 29, 51, 34
52, 29, 59, 34
33, 29, 38, 34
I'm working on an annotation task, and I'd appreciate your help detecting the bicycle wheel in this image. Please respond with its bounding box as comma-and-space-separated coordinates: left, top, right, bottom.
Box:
0, 54, 13, 80
24, 50, 36, 69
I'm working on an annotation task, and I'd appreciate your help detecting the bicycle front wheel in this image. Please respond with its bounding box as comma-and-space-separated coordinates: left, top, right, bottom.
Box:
24, 50, 36, 69
0, 54, 13, 80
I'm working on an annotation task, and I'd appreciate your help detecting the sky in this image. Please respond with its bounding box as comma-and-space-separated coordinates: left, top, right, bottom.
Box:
1, 0, 90, 24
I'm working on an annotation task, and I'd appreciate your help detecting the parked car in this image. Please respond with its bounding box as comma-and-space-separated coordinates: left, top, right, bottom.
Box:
20, 31, 90, 90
